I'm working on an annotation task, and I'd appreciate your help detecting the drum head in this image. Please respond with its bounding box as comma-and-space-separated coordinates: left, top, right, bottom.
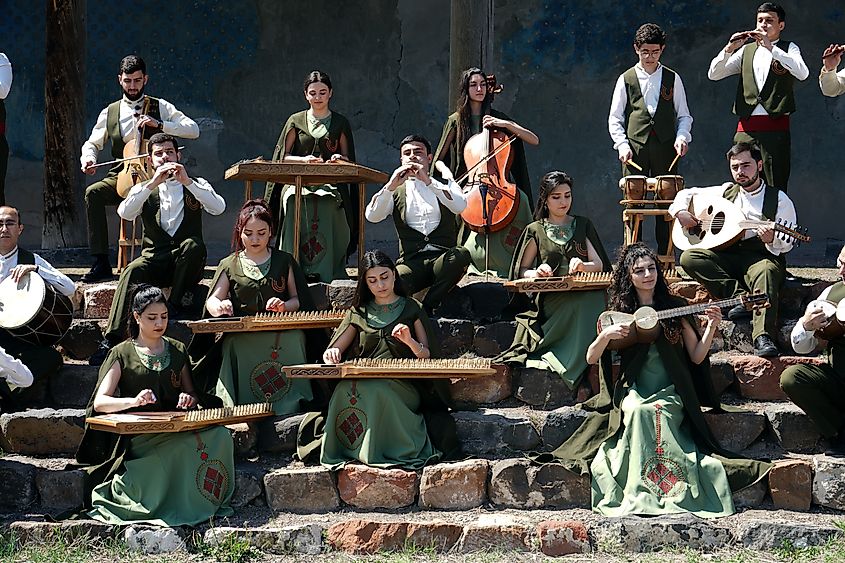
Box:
0, 272, 45, 329
836, 300, 845, 323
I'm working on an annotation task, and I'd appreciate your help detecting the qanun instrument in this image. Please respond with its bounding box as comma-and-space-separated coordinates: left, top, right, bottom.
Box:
86, 402, 273, 434
0, 271, 73, 346
672, 194, 810, 251
284, 358, 496, 379
187, 309, 346, 334
504, 272, 612, 293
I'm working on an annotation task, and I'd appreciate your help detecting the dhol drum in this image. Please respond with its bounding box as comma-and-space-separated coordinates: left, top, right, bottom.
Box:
654, 175, 684, 201
0, 272, 73, 346
619, 175, 648, 206
807, 299, 845, 341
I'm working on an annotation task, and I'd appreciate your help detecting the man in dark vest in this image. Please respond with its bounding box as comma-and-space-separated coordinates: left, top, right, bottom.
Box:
670, 142, 797, 358
608, 23, 693, 256
782, 245, 845, 451
80, 55, 200, 282
0, 206, 75, 406
93, 133, 225, 363
707, 2, 808, 192
365, 135, 470, 314
0, 52, 12, 206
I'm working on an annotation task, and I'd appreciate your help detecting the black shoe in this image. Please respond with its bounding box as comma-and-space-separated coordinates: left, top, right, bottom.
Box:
727, 304, 752, 321
88, 342, 112, 366
81, 256, 113, 283
753, 335, 779, 358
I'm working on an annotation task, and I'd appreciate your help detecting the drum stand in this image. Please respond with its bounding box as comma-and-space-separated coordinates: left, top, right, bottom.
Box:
117, 217, 143, 272
621, 207, 677, 269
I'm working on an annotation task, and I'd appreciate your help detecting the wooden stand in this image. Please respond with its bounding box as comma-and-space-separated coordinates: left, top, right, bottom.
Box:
621, 204, 677, 268
117, 217, 142, 272
224, 160, 389, 273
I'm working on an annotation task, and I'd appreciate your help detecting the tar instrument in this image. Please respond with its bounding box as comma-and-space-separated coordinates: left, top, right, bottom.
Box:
86, 403, 273, 434
597, 292, 769, 350
0, 271, 73, 346
619, 175, 684, 207
115, 96, 154, 198
672, 194, 810, 252
187, 309, 347, 334
283, 358, 497, 379
504, 272, 612, 293
806, 299, 845, 340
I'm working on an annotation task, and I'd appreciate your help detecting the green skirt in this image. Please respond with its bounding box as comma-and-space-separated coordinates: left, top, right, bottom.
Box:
216, 330, 313, 416
590, 348, 734, 518
279, 185, 349, 282
465, 190, 532, 278
89, 426, 235, 526
321, 378, 441, 470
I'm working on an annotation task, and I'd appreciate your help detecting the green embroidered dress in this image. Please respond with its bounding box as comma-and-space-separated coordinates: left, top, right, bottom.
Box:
497, 217, 610, 390
319, 298, 442, 469
76, 338, 234, 526
265, 110, 356, 281
210, 249, 316, 416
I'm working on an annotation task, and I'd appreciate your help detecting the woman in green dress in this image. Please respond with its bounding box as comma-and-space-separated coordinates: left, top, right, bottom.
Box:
545, 244, 769, 518
75, 286, 234, 526
205, 199, 317, 415
305, 249, 453, 469
264, 70, 356, 281
432, 67, 539, 278
497, 171, 610, 391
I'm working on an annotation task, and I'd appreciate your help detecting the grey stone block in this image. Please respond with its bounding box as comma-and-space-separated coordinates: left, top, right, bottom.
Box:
511, 367, 577, 409
453, 410, 540, 456
124, 525, 187, 554
35, 468, 84, 513
0, 408, 85, 455
708, 358, 735, 396
736, 519, 842, 549
0, 459, 36, 510
204, 524, 323, 555
264, 466, 340, 513
232, 467, 265, 508
813, 454, 845, 510
256, 413, 306, 454
732, 477, 768, 509
49, 364, 98, 408
540, 406, 588, 452
58, 320, 103, 361
489, 458, 590, 509
764, 403, 823, 453
595, 515, 732, 553
704, 410, 766, 452
472, 321, 516, 357
434, 318, 474, 358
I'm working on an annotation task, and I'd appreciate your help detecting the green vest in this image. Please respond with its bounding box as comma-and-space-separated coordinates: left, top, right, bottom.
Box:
623, 66, 677, 145
16, 248, 34, 265
734, 41, 795, 117
106, 96, 162, 159
722, 183, 783, 260
823, 282, 845, 371
392, 184, 458, 262
140, 186, 205, 254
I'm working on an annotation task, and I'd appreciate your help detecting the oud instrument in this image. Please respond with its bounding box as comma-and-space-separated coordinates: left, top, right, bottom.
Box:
672, 194, 810, 252
86, 403, 272, 434
806, 299, 845, 340
597, 293, 770, 350
283, 358, 497, 379
187, 309, 347, 334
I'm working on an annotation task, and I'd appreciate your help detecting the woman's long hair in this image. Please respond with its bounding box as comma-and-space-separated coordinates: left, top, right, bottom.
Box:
608, 244, 681, 332
231, 199, 274, 252
455, 67, 494, 158
127, 285, 167, 339
534, 171, 573, 220
353, 250, 406, 310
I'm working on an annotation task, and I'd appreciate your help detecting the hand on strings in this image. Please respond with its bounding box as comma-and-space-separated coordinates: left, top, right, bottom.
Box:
265, 297, 286, 313
726, 31, 754, 53
618, 146, 633, 164
674, 139, 688, 157
823, 44, 844, 71
10, 264, 37, 283
136, 115, 162, 130
675, 210, 698, 229
133, 388, 157, 407
434, 161, 454, 181
81, 157, 97, 175
482, 114, 509, 130
391, 323, 414, 346
211, 299, 234, 317
323, 347, 342, 364
601, 323, 630, 341
387, 164, 416, 191
535, 263, 555, 277
755, 225, 775, 243
702, 304, 723, 325
176, 393, 197, 409
802, 306, 830, 332
568, 257, 585, 273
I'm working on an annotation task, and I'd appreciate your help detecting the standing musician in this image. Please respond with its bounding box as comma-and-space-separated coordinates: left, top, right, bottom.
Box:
80, 55, 199, 282
820, 44, 845, 97
781, 245, 845, 452
365, 135, 470, 315
669, 142, 797, 358
432, 67, 539, 278
707, 2, 808, 192
0, 206, 74, 406
0, 52, 11, 206
92, 133, 225, 364
608, 23, 693, 256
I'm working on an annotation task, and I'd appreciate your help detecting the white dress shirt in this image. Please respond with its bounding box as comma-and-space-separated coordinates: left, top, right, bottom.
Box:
708, 40, 809, 115
80, 96, 199, 166
791, 285, 834, 355
820, 68, 845, 98
0, 345, 33, 390
0, 53, 11, 100
668, 181, 797, 256
608, 63, 693, 152
118, 177, 226, 236
0, 247, 75, 297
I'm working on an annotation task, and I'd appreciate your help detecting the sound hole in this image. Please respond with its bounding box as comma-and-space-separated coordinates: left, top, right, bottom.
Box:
711, 211, 725, 235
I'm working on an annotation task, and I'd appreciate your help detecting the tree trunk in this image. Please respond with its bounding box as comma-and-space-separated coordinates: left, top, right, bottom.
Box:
43, 0, 87, 248
448, 0, 494, 112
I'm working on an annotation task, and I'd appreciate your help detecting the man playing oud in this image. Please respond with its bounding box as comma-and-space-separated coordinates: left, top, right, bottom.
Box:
669, 142, 797, 358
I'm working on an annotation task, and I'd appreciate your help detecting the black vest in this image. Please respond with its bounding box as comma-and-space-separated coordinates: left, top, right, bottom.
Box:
734, 41, 796, 117
106, 96, 162, 159
392, 183, 459, 262
16, 248, 35, 265
140, 186, 205, 253
623, 66, 677, 145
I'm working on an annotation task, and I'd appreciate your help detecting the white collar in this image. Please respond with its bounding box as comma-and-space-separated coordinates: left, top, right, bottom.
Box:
742, 180, 766, 198
635, 62, 662, 76
0, 246, 18, 260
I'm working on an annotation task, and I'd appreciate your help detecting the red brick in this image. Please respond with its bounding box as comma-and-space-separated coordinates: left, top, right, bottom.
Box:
769, 459, 813, 511
419, 460, 488, 509
537, 520, 590, 556
337, 465, 418, 509
729, 355, 824, 401
326, 520, 406, 554
83, 284, 116, 319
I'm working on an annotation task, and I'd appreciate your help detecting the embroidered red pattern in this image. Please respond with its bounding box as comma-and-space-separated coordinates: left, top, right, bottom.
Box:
640, 403, 688, 498
250, 360, 290, 402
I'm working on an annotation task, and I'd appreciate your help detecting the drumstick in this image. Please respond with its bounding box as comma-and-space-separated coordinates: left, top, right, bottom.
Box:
627, 160, 643, 172
668, 153, 681, 172
88, 146, 186, 169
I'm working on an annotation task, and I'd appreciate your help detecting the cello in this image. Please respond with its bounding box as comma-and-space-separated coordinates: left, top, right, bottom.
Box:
457, 75, 520, 234
115, 97, 154, 197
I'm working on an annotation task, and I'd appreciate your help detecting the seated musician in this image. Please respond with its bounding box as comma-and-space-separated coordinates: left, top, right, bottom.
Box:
781, 244, 845, 453
202, 199, 319, 415
669, 141, 797, 357
365, 135, 470, 314
264, 70, 355, 282
297, 250, 457, 469
92, 133, 225, 364
496, 171, 610, 391
432, 67, 539, 278
75, 286, 233, 525
543, 243, 769, 517
0, 205, 74, 406
820, 43, 845, 97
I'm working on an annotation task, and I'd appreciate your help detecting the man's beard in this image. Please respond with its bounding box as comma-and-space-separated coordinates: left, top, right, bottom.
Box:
123, 87, 145, 102
737, 170, 759, 188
